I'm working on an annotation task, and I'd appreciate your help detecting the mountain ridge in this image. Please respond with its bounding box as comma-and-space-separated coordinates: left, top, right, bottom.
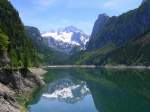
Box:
87, 0, 150, 50
75, 0, 150, 65
42, 26, 89, 53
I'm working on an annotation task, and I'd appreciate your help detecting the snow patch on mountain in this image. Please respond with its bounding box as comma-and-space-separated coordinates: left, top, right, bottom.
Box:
42, 32, 73, 44
42, 26, 89, 53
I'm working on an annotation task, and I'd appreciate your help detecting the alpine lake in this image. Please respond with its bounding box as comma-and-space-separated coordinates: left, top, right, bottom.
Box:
27, 68, 150, 112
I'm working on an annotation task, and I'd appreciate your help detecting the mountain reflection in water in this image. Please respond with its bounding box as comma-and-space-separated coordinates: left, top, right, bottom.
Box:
42, 79, 90, 104
28, 68, 150, 112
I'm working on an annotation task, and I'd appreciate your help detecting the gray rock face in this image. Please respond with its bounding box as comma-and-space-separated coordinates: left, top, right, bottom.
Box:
25, 26, 48, 53
0, 50, 10, 67
91, 13, 109, 38
0, 97, 19, 112
0, 68, 44, 112
25, 26, 42, 40
0, 86, 19, 112
142, 0, 147, 4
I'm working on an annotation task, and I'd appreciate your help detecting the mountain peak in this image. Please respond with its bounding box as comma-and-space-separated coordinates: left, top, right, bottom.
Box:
141, 0, 150, 5
42, 26, 89, 53
58, 26, 83, 33
142, 0, 147, 3
98, 13, 109, 18
90, 13, 109, 38
97, 13, 109, 22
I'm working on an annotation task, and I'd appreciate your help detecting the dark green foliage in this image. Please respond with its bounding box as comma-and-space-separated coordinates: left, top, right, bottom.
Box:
0, 0, 38, 68
76, 32, 150, 65
0, 28, 9, 51
73, 44, 116, 65
105, 32, 150, 65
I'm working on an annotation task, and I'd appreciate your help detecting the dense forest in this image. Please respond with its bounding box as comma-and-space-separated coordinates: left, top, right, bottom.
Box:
0, 0, 39, 68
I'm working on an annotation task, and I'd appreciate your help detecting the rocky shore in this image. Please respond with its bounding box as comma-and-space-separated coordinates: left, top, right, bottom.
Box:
0, 68, 47, 112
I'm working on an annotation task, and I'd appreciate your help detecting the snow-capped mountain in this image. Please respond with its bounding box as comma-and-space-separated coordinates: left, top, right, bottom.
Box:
42, 26, 89, 53
42, 78, 90, 104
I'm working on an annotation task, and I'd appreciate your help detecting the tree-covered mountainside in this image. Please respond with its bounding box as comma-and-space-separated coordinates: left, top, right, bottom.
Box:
73, 44, 116, 65
76, 31, 150, 65
0, 1, 46, 111
87, 0, 150, 50
0, 0, 38, 68
76, 0, 150, 65
105, 32, 150, 65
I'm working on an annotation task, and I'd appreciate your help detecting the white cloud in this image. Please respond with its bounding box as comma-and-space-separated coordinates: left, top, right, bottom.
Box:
103, 0, 135, 9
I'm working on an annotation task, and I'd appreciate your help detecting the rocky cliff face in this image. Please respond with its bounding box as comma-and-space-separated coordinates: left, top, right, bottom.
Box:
25, 26, 42, 40
25, 26, 48, 53
0, 82, 20, 112
0, 68, 44, 112
0, 96, 19, 112
90, 14, 109, 38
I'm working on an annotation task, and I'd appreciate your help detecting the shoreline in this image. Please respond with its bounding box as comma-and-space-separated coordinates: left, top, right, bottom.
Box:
19, 68, 47, 112
0, 68, 47, 112
46, 65, 96, 68
102, 65, 150, 70
43, 65, 150, 70
17, 66, 150, 111
29, 67, 47, 80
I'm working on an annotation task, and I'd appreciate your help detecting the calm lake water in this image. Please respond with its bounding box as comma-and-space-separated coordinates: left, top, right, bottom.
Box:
28, 68, 150, 112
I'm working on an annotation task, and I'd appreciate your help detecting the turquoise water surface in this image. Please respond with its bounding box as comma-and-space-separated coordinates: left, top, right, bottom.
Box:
28, 68, 150, 112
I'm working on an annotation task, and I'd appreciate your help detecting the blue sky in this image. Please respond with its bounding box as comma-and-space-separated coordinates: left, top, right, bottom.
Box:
10, 0, 142, 34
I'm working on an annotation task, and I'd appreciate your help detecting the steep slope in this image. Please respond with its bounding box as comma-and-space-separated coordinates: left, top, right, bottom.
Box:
42, 26, 89, 53
25, 26, 50, 53
75, 44, 116, 65
0, 0, 38, 68
87, 0, 150, 50
78, 31, 150, 65
90, 13, 109, 39
25, 26, 70, 65
0, 1, 45, 112
105, 32, 150, 65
